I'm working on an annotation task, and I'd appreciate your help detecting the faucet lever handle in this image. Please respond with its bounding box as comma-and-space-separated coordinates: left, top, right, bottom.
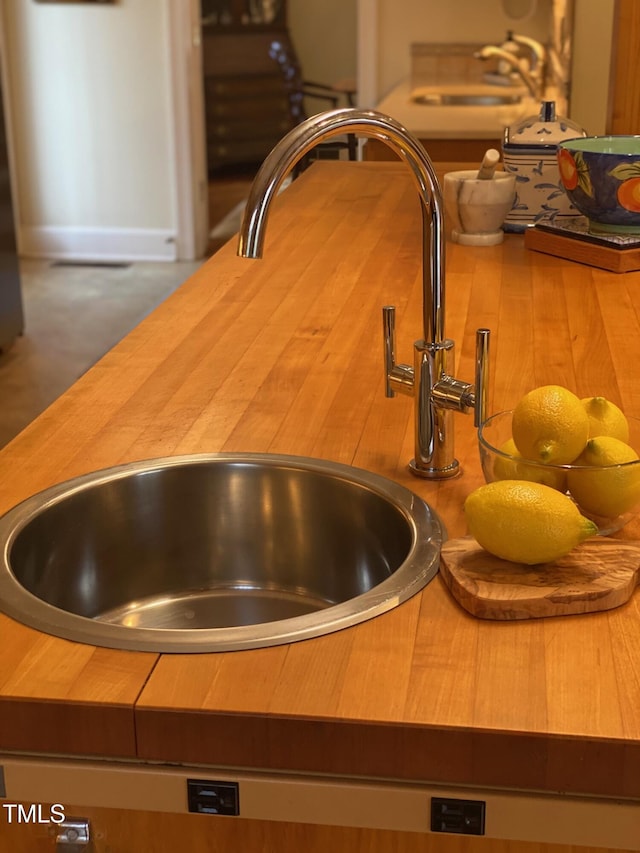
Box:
383, 305, 397, 398
474, 328, 490, 427
382, 305, 414, 398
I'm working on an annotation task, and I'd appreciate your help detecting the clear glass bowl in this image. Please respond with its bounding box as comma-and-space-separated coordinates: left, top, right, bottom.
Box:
478, 410, 640, 535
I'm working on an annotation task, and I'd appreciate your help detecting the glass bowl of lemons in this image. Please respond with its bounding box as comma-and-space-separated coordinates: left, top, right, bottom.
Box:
478, 386, 640, 536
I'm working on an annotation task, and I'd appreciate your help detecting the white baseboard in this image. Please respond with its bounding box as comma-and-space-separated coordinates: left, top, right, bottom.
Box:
18, 226, 178, 263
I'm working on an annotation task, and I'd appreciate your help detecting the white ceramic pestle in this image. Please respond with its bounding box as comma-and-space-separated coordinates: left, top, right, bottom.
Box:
476, 148, 501, 181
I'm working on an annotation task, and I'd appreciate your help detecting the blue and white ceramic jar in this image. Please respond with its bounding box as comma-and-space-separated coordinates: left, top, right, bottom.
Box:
502, 101, 587, 232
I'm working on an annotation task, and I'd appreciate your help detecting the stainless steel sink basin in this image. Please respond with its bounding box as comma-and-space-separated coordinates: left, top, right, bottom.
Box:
412, 92, 522, 106
0, 454, 444, 652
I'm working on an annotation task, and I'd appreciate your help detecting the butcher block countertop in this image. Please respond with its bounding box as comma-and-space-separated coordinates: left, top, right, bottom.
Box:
1, 162, 640, 802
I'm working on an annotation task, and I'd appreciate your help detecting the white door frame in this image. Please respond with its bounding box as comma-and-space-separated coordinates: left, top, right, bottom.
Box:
166, 0, 209, 261
0, 1, 209, 264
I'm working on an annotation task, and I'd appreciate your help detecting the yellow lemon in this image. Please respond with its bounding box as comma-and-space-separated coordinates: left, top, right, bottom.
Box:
567, 436, 640, 519
493, 438, 567, 491
512, 385, 589, 464
581, 396, 629, 442
464, 480, 597, 565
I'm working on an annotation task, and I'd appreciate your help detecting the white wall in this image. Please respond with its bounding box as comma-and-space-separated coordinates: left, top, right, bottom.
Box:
3, 0, 178, 262
570, 0, 614, 135
289, 0, 357, 90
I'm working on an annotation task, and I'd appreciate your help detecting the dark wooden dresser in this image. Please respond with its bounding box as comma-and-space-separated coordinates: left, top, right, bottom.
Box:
201, 0, 297, 172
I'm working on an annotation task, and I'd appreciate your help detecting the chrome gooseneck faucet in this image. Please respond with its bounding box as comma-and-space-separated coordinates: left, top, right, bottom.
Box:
237, 108, 490, 479
473, 45, 542, 99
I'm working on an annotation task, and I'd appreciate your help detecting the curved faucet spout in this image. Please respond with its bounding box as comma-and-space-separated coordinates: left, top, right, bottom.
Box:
474, 45, 540, 98
511, 33, 546, 73
238, 108, 445, 347
237, 108, 490, 478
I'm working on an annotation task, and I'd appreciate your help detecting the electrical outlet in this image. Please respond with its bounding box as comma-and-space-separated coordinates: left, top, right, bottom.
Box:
431, 797, 485, 835
187, 779, 239, 816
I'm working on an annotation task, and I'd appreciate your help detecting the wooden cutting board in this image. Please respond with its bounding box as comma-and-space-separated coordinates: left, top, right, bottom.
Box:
439, 536, 640, 620
524, 221, 640, 273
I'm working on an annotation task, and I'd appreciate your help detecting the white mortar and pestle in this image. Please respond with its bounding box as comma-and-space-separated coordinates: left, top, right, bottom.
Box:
443, 150, 516, 246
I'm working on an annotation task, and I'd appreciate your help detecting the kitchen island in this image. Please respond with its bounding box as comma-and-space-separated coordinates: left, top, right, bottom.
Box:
0, 161, 639, 851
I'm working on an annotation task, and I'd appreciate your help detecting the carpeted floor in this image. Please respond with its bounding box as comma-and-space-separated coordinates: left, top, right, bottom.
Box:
207, 168, 257, 255
0, 171, 258, 448
209, 198, 247, 249
0, 258, 202, 448
207, 172, 294, 255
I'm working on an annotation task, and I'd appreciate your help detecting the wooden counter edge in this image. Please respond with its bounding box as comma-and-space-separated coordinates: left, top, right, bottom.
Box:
134, 707, 640, 800
0, 696, 139, 758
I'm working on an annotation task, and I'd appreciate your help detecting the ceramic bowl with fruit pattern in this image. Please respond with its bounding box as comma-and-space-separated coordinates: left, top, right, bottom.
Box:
557, 135, 640, 235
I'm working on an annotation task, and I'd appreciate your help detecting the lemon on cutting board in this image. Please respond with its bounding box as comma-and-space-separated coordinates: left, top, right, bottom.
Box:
464, 480, 597, 565
512, 385, 590, 464
581, 396, 630, 442
568, 435, 640, 518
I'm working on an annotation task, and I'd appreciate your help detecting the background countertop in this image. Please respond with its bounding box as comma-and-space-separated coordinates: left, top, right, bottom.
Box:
374, 79, 539, 139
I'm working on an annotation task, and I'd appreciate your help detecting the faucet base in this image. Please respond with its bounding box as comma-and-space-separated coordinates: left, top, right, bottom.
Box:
408, 458, 461, 479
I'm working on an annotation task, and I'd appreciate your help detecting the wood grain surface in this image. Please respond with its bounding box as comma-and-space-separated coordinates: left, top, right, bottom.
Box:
1, 162, 640, 801
2, 800, 637, 853
440, 536, 640, 619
